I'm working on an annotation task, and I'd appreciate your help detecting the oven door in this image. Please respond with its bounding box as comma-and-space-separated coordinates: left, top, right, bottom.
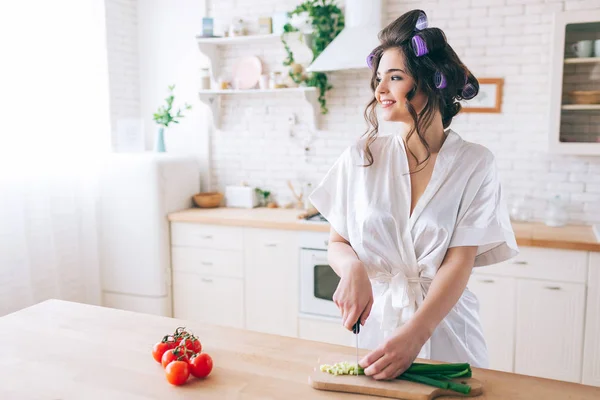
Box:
300, 248, 341, 319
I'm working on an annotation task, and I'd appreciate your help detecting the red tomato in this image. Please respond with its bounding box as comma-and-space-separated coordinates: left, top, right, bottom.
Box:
152, 335, 176, 363
180, 336, 202, 354
165, 360, 190, 386
161, 346, 189, 369
152, 341, 175, 363
188, 353, 213, 378
174, 327, 194, 344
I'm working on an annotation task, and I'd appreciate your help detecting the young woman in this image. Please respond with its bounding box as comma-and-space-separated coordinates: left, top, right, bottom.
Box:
309, 10, 518, 381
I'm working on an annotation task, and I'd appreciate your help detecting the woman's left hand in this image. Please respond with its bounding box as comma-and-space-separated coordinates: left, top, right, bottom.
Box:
359, 322, 430, 380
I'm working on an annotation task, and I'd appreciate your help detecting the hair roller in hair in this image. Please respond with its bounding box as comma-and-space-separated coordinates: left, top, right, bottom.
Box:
415, 12, 428, 31
434, 71, 447, 89
462, 83, 477, 100
366, 52, 375, 70
411, 35, 428, 57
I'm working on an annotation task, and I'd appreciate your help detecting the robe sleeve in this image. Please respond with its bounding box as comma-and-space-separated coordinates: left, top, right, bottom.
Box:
308, 147, 352, 242
448, 155, 518, 267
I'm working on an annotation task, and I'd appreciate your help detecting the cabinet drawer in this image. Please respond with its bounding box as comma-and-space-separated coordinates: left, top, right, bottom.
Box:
171, 223, 243, 250
172, 247, 243, 278
172, 271, 244, 329
474, 246, 588, 283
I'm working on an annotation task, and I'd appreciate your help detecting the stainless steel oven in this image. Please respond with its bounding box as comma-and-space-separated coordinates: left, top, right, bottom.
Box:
299, 232, 341, 319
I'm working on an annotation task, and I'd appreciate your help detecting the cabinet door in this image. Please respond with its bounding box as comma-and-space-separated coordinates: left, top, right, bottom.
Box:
244, 228, 298, 337
583, 253, 600, 387
468, 274, 516, 372
298, 316, 354, 348
515, 279, 586, 383
172, 271, 244, 329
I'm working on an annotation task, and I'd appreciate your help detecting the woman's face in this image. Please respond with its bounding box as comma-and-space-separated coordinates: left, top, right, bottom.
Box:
375, 48, 427, 122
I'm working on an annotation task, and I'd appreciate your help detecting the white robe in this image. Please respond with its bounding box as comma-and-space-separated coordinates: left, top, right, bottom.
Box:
309, 129, 518, 368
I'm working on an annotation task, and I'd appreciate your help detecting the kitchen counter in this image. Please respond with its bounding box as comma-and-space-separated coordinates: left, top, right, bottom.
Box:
2, 299, 600, 399
168, 207, 600, 252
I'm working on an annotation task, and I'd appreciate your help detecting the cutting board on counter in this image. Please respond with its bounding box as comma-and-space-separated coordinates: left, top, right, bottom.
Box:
309, 363, 483, 400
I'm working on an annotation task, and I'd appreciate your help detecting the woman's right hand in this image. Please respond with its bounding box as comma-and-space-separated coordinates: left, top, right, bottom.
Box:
333, 261, 374, 331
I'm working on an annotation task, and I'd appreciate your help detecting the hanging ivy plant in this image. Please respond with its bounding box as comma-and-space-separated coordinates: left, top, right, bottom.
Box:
281, 0, 344, 114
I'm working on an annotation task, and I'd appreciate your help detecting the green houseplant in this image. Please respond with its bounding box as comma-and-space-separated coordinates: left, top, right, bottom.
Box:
152, 85, 192, 152
281, 0, 344, 114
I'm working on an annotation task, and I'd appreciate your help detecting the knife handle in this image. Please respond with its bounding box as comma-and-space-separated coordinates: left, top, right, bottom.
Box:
352, 321, 361, 334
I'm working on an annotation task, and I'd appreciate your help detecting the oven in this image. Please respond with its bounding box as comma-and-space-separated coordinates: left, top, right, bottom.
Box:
299, 232, 341, 320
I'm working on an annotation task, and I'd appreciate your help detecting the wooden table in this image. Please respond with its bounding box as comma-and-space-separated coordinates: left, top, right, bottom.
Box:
2, 300, 600, 399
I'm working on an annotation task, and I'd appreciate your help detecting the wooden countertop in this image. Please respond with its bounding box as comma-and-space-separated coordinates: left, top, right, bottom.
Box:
168, 208, 600, 252
2, 300, 600, 399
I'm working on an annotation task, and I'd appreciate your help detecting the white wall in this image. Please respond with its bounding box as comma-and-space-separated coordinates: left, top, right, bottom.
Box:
105, 0, 600, 224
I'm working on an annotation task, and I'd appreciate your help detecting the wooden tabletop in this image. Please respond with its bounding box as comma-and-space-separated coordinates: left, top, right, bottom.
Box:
2, 300, 600, 399
168, 207, 600, 252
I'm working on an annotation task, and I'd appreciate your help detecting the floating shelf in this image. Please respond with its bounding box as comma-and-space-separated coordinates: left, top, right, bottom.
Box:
199, 87, 320, 131
561, 104, 600, 110
195, 33, 280, 45
564, 57, 600, 64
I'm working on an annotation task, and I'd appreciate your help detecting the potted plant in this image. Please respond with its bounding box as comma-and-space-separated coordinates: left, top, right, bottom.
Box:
281, 0, 344, 114
152, 85, 192, 152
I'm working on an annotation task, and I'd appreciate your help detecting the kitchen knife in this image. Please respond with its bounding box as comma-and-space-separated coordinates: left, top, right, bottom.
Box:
352, 320, 360, 371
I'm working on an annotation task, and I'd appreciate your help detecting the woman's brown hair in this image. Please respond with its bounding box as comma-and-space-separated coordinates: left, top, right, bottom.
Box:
362, 10, 478, 168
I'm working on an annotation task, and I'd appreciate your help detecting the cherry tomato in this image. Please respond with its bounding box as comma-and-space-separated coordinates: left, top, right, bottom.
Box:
161, 346, 189, 368
173, 327, 194, 344
180, 335, 202, 354
188, 353, 213, 378
165, 360, 190, 386
152, 335, 176, 363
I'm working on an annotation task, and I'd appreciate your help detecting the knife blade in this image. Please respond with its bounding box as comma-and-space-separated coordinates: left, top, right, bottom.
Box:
352, 320, 360, 373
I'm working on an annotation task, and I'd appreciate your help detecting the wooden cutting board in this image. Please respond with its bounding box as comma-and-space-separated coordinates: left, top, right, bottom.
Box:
309, 361, 483, 400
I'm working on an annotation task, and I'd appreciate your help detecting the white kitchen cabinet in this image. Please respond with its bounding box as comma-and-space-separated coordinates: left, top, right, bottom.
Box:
244, 228, 299, 337
583, 252, 600, 386
298, 315, 354, 348
172, 271, 244, 329
467, 275, 516, 372
514, 279, 586, 383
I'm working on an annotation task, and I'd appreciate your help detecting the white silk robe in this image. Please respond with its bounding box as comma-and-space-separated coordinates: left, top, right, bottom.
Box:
309, 129, 518, 367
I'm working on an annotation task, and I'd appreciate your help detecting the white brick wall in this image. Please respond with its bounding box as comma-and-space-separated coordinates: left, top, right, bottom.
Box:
105, 0, 600, 224
104, 0, 140, 149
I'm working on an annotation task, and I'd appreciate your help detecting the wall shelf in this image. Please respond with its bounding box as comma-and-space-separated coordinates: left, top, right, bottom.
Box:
196, 33, 280, 45
561, 104, 600, 110
564, 57, 600, 64
549, 10, 600, 155
198, 87, 320, 131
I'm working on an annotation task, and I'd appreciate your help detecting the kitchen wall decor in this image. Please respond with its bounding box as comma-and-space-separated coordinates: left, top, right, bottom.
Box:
460, 78, 504, 113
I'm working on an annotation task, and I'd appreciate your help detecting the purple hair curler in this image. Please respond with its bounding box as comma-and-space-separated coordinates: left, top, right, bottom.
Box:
416, 12, 428, 31
462, 83, 477, 100
366, 53, 375, 70
434, 71, 447, 89
411, 35, 428, 57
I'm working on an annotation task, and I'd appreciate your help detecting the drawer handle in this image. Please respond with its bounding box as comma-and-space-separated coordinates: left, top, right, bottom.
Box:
201, 278, 213, 283
512, 261, 528, 265
480, 279, 495, 283
197, 234, 213, 239
324, 240, 329, 246
545, 286, 561, 291
201, 261, 213, 266
265, 243, 278, 247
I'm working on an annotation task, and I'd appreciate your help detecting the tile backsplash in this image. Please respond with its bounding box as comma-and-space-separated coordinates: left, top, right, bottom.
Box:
106, 0, 600, 224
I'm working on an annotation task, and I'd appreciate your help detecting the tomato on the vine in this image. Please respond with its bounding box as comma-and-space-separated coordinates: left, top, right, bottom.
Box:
188, 353, 213, 378
165, 360, 190, 385
179, 335, 202, 354
161, 346, 189, 368
152, 335, 176, 363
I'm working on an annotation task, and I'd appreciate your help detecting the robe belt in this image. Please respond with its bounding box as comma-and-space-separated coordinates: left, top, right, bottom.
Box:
370, 271, 430, 332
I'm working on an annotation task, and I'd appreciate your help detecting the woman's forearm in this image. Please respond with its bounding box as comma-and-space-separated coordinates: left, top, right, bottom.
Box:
407, 246, 477, 340
327, 241, 364, 278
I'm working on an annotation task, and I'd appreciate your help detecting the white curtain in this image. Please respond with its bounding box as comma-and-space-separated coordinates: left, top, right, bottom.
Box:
0, 0, 110, 315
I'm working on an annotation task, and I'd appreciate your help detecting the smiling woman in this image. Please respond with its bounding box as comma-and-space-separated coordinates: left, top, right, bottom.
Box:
0, 0, 110, 315
309, 9, 517, 382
